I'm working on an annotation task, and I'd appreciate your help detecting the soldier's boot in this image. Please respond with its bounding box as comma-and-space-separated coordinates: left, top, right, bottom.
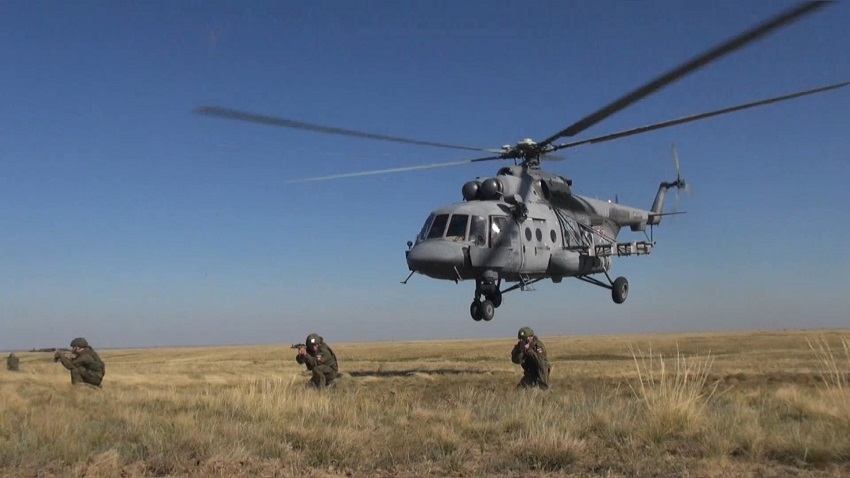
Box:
537, 367, 551, 390
311, 372, 326, 388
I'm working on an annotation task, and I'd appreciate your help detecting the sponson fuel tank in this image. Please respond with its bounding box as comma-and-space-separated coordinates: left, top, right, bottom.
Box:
548, 250, 609, 276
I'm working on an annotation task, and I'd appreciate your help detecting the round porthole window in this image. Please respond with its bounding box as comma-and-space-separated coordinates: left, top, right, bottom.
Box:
536, 229, 543, 242
550, 230, 557, 242
525, 228, 532, 241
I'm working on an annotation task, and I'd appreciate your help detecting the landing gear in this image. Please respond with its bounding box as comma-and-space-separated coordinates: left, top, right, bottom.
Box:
612, 276, 629, 304
470, 273, 501, 322
470, 299, 495, 322
486, 290, 502, 308
575, 272, 629, 304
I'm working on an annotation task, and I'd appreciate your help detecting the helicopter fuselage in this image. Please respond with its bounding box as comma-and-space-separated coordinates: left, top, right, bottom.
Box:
403, 163, 679, 321
405, 165, 658, 285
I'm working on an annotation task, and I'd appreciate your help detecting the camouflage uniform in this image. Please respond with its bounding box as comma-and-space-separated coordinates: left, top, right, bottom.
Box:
6, 353, 19, 371
57, 337, 106, 387
511, 327, 551, 389
295, 333, 338, 388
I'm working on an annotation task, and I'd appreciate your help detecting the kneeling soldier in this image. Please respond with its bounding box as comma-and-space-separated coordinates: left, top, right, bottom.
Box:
55, 337, 105, 387
6, 353, 20, 371
511, 327, 551, 389
295, 333, 338, 388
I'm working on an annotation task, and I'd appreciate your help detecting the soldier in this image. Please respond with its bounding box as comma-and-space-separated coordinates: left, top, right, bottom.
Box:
6, 353, 20, 371
511, 327, 551, 389
295, 333, 338, 388
54, 337, 105, 387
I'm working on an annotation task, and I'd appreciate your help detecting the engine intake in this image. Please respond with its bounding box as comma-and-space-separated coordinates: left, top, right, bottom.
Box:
480, 178, 503, 200
461, 181, 480, 201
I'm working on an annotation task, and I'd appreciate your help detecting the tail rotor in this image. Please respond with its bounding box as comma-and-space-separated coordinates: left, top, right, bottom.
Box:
671, 143, 692, 213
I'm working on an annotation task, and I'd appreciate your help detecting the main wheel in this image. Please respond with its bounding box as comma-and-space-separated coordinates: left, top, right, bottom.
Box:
612, 276, 629, 304
487, 290, 503, 308
470, 300, 483, 321
480, 300, 495, 321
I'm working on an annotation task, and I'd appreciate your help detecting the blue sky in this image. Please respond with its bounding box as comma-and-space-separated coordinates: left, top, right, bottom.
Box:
1, 1, 848, 350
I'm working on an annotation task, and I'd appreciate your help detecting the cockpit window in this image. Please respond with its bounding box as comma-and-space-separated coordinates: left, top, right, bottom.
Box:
490, 216, 510, 247
417, 213, 435, 242
426, 214, 449, 239
470, 215, 487, 246
446, 214, 468, 240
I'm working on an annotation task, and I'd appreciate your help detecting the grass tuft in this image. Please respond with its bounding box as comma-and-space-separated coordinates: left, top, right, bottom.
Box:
807, 335, 850, 392
629, 344, 719, 445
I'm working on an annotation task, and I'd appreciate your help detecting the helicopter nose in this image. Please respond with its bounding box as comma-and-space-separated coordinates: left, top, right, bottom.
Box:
406, 240, 466, 279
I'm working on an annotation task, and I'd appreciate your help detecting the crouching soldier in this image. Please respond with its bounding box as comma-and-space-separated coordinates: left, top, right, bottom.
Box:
55, 337, 105, 387
6, 353, 20, 371
295, 333, 338, 388
511, 327, 551, 390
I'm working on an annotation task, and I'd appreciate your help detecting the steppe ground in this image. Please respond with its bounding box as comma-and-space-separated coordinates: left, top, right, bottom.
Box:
2, 329, 849, 478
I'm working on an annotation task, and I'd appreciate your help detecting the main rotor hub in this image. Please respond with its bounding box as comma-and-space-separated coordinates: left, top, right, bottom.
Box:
507, 138, 550, 166
517, 138, 537, 149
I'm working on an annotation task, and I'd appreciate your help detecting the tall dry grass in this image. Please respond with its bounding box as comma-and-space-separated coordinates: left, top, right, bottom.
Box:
1, 330, 849, 477
629, 344, 719, 445
807, 335, 850, 391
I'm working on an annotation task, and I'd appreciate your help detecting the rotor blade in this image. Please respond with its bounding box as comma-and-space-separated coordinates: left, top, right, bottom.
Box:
471, 154, 511, 163
286, 156, 501, 183
541, 1, 831, 145
674, 187, 681, 214
672, 143, 680, 181
195, 106, 492, 153
553, 80, 850, 150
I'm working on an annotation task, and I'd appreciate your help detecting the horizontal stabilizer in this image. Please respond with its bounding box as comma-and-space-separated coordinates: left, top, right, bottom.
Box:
648, 211, 687, 218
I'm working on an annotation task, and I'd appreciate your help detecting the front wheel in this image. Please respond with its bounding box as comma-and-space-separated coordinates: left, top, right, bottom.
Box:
480, 300, 495, 321
470, 300, 483, 321
612, 276, 629, 304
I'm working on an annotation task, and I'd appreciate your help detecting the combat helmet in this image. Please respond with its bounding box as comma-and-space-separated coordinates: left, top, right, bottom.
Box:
517, 327, 535, 340
70, 337, 89, 348
306, 333, 322, 346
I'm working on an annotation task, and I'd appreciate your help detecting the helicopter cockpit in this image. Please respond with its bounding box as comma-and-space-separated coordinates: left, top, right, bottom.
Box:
408, 203, 516, 281
416, 212, 488, 247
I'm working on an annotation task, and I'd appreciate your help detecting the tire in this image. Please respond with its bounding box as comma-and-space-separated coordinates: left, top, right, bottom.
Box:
470, 300, 483, 321
480, 300, 495, 321
612, 276, 629, 304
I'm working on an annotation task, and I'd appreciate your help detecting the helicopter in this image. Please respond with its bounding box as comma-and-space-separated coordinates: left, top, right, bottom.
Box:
195, 1, 848, 322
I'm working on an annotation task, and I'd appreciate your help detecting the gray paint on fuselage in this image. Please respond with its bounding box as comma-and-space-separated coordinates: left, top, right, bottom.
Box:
412, 195, 651, 281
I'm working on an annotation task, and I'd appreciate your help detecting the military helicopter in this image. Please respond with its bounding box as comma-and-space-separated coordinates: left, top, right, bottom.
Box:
195, 1, 848, 322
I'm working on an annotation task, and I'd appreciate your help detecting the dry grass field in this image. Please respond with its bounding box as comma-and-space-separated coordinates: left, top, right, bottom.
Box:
2, 329, 849, 478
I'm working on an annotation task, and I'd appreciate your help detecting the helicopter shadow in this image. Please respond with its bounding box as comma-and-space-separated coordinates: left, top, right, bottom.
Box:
346, 368, 492, 378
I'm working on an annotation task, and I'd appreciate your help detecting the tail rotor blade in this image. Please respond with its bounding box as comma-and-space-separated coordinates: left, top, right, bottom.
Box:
672, 143, 681, 182
674, 187, 681, 213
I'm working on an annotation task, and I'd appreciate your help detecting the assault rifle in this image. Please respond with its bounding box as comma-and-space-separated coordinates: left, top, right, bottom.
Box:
53, 348, 73, 363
